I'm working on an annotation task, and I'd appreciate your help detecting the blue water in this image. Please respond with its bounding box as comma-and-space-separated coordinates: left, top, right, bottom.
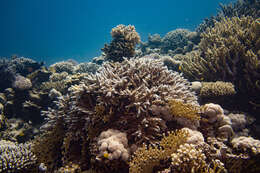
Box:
0, 0, 234, 65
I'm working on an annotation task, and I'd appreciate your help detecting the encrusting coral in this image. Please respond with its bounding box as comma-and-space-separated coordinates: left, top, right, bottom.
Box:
102, 24, 141, 62
199, 81, 236, 98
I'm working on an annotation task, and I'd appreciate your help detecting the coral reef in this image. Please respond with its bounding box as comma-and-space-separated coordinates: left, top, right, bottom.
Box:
129, 129, 188, 173
170, 143, 225, 173
102, 24, 141, 62
168, 99, 200, 121
181, 16, 260, 113
74, 62, 100, 74
196, 0, 260, 33
49, 60, 77, 74
139, 29, 200, 57
200, 103, 233, 140
39, 57, 198, 171
0, 140, 37, 172
231, 136, 260, 154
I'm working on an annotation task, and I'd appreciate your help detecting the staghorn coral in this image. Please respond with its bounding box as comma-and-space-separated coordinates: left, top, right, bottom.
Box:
40, 57, 198, 171
0, 140, 37, 172
67, 57, 197, 145
196, 0, 260, 33
102, 24, 141, 62
129, 129, 188, 173
181, 16, 260, 113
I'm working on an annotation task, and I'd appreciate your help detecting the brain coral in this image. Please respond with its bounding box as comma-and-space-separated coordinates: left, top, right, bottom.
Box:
41, 57, 198, 171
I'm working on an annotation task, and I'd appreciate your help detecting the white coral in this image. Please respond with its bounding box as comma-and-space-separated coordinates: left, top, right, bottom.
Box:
97, 129, 129, 161
228, 113, 247, 131
182, 128, 204, 145
231, 136, 260, 154
201, 103, 233, 140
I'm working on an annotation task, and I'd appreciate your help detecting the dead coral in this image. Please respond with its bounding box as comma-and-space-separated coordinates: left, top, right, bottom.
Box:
102, 24, 141, 62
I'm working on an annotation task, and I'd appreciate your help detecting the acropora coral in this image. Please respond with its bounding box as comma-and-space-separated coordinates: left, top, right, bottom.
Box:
0, 140, 37, 172
129, 129, 188, 173
102, 24, 141, 62
181, 16, 260, 113
39, 57, 198, 171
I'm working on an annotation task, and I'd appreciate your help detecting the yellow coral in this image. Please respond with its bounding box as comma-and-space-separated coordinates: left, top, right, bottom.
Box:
200, 81, 236, 97
168, 99, 200, 121
129, 129, 188, 173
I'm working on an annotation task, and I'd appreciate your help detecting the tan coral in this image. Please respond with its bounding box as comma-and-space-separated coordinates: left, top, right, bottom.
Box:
180, 16, 260, 111
200, 81, 236, 98
129, 129, 188, 173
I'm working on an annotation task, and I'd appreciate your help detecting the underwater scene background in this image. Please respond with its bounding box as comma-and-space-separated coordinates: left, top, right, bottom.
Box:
0, 0, 260, 173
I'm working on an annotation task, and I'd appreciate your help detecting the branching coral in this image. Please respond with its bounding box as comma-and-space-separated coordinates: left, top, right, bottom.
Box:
69, 57, 197, 145
0, 140, 37, 172
196, 0, 260, 33
129, 129, 188, 173
181, 16, 260, 112
102, 24, 141, 62
40, 57, 198, 171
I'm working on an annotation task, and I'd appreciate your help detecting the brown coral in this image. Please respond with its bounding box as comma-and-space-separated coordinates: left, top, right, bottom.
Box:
180, 16, 260, 113
168, 99, 200, 121
102, 24, 141, 62
129, 129, 188, 173
200, 81, 236, 97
